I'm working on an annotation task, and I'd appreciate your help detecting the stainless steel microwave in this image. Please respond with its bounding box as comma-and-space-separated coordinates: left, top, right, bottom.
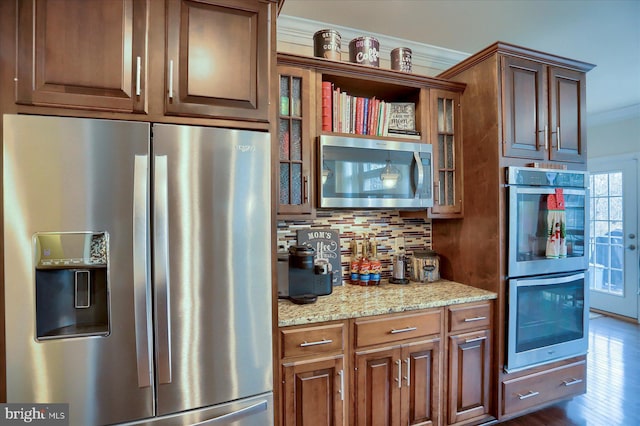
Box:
318, 135, 433, 209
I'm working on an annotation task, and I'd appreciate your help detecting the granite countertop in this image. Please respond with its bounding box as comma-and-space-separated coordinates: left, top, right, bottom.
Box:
278, 280, 497, 327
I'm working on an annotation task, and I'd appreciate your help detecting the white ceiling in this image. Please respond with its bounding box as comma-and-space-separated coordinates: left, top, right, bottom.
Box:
280, 0, 640, 123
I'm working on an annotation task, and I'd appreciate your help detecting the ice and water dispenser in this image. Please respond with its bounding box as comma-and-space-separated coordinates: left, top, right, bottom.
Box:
34, 232, 110, 340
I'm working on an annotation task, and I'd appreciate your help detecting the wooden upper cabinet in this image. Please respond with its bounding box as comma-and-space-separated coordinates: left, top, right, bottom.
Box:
165, 0, 270, 123
16, 0, 148, 113
276, 65, 315, 217
548, 67, 586, 163
430, 89, 463, 218
501, 56, 547, 160
501, 55, 587, 163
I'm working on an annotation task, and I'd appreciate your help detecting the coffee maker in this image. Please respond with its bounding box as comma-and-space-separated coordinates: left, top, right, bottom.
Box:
278, 245, 332, 304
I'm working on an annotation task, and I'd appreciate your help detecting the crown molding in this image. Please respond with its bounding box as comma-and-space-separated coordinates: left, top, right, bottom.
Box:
277, 15, 470, 75
588, 103, 640, 127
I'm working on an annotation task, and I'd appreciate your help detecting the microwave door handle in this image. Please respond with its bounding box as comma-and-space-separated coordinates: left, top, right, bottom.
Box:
414, 152, 424, 198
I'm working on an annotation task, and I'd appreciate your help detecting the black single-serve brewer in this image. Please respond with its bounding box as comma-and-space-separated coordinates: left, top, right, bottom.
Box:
277, 245, 332, 304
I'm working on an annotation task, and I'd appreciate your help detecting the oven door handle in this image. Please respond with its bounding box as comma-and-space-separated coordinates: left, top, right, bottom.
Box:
514, 271, 585, 288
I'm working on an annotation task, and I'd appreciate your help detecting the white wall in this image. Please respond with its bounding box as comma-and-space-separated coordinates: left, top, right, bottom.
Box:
587, 114, 640, 159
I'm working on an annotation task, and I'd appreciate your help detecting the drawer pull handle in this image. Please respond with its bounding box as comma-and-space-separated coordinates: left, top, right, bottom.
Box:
300, 339, 333, 347
465, 336, 487, 344
562, 378, 583, 387
464, 316, 487, 322
517, 391, 540, 400
338, 370, 344, 401
390, 326, 417, 334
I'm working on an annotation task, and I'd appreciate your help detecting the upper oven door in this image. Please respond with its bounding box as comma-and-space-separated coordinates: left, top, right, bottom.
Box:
508, 184, 588, 277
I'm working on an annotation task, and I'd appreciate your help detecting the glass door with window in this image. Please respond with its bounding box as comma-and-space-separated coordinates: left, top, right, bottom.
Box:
588, 158, 639, 319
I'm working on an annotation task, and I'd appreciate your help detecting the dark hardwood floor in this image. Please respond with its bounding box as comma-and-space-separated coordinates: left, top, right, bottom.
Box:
499, 314, 640, 425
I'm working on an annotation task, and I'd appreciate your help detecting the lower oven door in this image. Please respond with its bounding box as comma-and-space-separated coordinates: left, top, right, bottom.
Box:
506, 271, 589, 373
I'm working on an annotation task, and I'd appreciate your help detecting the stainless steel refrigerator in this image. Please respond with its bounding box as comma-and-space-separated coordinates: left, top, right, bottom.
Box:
3, 114, 273, 425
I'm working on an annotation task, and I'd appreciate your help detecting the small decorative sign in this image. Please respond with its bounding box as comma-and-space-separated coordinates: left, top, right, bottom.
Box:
388, 102, 416, 131
297, 229, 342, 286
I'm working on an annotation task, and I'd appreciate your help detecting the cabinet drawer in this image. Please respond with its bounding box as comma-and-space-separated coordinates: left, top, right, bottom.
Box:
502, 360, 586, 416
281, 323, 345, 359
355, 310, 441, 348
448, 302, 491, 333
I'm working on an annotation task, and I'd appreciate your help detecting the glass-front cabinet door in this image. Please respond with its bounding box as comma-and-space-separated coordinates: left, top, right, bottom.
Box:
277, 66, 315, 217
430, 89, 463, 218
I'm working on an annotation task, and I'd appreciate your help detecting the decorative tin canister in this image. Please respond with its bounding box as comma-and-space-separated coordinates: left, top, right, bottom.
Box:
391, 47, 412, 72
314, 29, 342, 61
349, 36, 380, 67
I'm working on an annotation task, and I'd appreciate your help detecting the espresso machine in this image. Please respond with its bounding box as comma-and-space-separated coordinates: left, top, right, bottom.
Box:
277, 245, 332, 304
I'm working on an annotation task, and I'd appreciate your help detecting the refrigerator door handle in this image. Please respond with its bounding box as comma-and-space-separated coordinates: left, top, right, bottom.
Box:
191, 400, 269, 425
133, 155, 153, 388
154, 155, 172, 384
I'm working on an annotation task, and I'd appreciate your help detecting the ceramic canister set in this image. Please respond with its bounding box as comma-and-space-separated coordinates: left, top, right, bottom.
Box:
313, 29, 412, 72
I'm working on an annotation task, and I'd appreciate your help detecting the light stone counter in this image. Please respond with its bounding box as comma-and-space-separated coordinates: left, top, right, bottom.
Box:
278, 280, 497, 327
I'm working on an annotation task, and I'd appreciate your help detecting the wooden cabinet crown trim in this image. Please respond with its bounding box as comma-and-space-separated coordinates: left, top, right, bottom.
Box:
438, 41, 596, 79
277, 52, 466, 92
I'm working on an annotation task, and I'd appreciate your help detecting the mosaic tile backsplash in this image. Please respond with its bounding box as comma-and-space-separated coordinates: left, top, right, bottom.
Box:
277, 210, 432, 285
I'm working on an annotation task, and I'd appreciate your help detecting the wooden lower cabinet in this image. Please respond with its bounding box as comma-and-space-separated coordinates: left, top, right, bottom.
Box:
502, 359, 586, 417
280, 321, 347, 426
446, 330, 491, 424
282, 355, 345, 426
354, 339, 441, 426
278, 302, 495, 426
445, 302, 492, 425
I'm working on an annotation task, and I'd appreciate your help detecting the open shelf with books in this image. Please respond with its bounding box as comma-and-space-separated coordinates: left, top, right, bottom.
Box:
319, 72, 426, 141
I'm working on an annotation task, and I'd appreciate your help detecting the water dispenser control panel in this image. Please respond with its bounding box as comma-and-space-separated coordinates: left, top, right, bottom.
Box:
35, 232, 107, 268
34, 232, 110, 340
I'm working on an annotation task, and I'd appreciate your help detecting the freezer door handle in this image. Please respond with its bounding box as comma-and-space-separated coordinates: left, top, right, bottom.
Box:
191, 400, 268, 425
133, 155, 153, 388
154, 155, 172, 384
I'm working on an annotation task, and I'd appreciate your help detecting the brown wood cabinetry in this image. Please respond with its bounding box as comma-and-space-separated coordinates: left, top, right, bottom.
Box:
279, 322, 347, 426
15, 0, 274, 127
277, 65, 315, 217
353, 310, 442, 426
165, 0, 270, 122
434, 42, 594, 421
430, 89, 463, 218
502, 56, 588, 163
282, 356, 345, 426
354, 339, 441, 426
278, 301, 495, 425
16, 0, 148, 113
445, 302, 492, 425
501, 359, 586, 416
276, 52, 466, 218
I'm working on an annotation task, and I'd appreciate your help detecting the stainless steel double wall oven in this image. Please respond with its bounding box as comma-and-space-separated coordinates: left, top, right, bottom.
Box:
505, 167, 589, 372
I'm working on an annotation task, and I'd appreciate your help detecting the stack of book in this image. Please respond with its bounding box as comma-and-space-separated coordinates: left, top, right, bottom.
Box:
321, 82, 421, 139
